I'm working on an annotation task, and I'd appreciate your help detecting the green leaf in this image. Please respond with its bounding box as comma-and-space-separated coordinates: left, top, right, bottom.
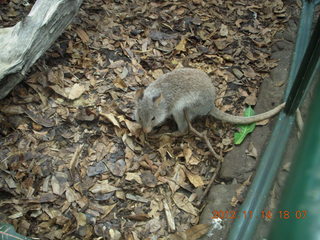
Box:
234, 106, 256, 145
0, 222, 32, 240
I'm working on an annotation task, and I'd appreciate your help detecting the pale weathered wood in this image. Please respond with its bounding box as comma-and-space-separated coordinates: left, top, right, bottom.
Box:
0, 0, 83, 99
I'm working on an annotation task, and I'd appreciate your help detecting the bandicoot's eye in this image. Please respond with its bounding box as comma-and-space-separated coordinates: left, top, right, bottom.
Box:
151, 116, 155, 121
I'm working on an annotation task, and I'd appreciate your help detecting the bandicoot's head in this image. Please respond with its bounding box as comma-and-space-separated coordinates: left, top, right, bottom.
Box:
134, 88, 167, 133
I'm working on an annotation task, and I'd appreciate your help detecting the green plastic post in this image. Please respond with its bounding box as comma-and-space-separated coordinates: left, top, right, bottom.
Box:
269, 70, 320, 239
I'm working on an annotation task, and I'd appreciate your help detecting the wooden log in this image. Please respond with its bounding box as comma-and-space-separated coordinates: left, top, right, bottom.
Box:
0, 0, 83, 99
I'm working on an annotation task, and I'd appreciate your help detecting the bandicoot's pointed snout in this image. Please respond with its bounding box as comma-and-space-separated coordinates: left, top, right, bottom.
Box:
143, 127, 152, 134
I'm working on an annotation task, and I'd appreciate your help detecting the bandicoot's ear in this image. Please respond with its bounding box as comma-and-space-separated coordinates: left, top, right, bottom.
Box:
152, 93, 163, 105
135, 89, 144, 101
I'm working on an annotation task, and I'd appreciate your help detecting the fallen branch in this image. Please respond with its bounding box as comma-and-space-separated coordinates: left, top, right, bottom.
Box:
0, 0, 83, 99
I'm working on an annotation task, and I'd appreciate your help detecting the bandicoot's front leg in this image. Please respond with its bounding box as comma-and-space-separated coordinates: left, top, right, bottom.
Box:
173, 110, 189, 133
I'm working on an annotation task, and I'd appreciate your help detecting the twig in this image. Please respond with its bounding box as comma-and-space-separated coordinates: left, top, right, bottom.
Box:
196, 160, 222, 206
69, 144, 84, 181
183, 110, 223, 206
184, 111, 223, 162
163, 199, 176, 232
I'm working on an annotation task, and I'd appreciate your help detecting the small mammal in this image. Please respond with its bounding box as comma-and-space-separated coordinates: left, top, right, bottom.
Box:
135, 68, 285, 133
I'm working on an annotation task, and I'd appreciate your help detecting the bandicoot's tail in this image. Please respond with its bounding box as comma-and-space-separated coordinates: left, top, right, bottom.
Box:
209, 102, 285, 124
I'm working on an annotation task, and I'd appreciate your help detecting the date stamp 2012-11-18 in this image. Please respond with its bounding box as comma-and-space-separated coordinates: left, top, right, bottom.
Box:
211, 210, 307, 220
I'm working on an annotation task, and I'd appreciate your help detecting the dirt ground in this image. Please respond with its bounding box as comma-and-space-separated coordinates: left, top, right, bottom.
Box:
0, 1, 299, 239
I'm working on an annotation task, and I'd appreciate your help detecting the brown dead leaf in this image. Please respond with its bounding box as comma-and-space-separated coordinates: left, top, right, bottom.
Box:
232, 174, 252, 207
256, 118, 269, 126
123, 119, 141, 135
188, 156, 201, 165
125, 172, 142, 184
75, 28, 90, 43
65, 187, 81, 202
243, 66, 258, 79
163, 200, 175, 231
173, 192, 198, 216
235, 19, 246, 28
106, 159, 126, 177
126, 193, 149, 203
145, 217, 162, 233
213, 38, 230, 50
94, 141, 111, 161
113, 77, 127, 90
151, 69, 164, 79
47, 68, 64, 85
243, 25, 259, 34
182, 145, 200, 165
0, 105, 25, 114
32, 122, 43, 131
168, 224, 211, 240
184, 170, 204, 188
75, 108, 97, 121
175, 37, 187, 52
9, 212, 23, 219
68, 84, 86, 100
220, 24, 228, 37
109, 229, 121, 239
49, 83, 86, 100
124, 214, 150, 221
168, 164, 186, 193
119, 66, 129, 79
122, 134, 142, 152
108, 60, 125, 69
147, 200, 161, 219
232, 68, 243, 79
222, 137, 232, 146
24, 108, 55, 128
141, 171, 157, 187
51, 172, 69, 196
87, 161, 108, 177
72, 211, 86, 229
4, 176, 16, 188
183, 145, 192, 163
100, 112, 120, 128
245, 93, 257, 106
192, 0, 204, 4
89, 180, 119, 194
149, 30, 178, 41
246, 51, 258, 61
246, 142, 258, 158
100, 203, 117, 219
175, 8, 186, 15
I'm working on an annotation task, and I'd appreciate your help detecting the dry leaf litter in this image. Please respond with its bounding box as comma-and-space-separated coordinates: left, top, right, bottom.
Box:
0, 0, 290, 239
